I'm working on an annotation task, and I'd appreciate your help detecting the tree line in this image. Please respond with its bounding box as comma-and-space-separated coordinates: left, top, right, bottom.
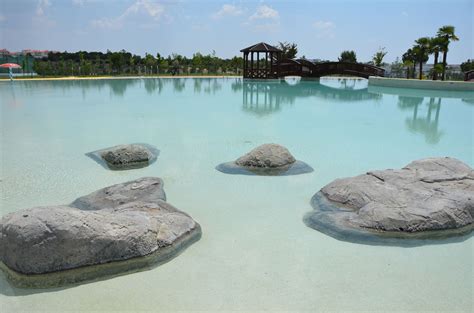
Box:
402, 25, 459, 80
28, 28, 468, 80
32, 50, 243, 76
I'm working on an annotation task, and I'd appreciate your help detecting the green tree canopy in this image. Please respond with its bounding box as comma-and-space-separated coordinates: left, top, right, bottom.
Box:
437, 25, 459, 80
402, 48, 416, 79
277, 42, 298, 59
460, 59, 474, 72
372, 47, 387, 67
413, 37, 431, 79
338, 50, 357, 63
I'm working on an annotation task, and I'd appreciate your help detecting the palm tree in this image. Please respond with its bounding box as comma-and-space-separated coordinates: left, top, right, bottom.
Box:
429, 37, 444, 80
402, 49, 416, 79
414, 37, 431, 80
372, 47, 387, 67
437, 25, 459, 80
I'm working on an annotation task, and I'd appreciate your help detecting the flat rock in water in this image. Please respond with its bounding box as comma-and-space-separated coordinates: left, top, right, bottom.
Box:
86, 143, 159, 170
0, 177, 201, 287
71, 177, 166, 210
305, 157, 474, 245
217, 143, 313, 176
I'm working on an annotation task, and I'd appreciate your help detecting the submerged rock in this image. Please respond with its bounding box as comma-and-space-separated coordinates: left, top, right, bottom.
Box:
0, 177, 201, 287
86, 144, 159, 170
217, 143, 313, 176
304, 157, 474, 245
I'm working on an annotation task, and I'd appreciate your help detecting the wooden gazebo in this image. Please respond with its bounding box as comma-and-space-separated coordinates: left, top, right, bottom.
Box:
241, 42, 282, 79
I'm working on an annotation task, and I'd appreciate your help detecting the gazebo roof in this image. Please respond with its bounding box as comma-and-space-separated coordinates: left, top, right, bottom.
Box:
240, 42, 282, 53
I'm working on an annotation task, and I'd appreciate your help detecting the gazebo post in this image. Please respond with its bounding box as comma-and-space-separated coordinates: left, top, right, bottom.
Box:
277, 52, 281, 78
244, 52, 248, 78
256, 52, 259, 76
250, 52, 254, 77
256, 52, 259, 77
265, 52, 268, 78
270, 52, 273, 77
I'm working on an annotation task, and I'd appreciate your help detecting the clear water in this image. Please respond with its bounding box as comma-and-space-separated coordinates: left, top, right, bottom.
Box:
0, 78, 473, 312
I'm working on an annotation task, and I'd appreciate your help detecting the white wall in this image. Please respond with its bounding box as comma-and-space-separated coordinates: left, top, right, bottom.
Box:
368, 77, 474, 91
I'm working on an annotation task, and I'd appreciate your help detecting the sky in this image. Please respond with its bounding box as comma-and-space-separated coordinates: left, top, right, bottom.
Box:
0, 0, 473, 63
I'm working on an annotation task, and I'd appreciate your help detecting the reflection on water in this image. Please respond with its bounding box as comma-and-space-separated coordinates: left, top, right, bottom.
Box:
0, 78, 472, 312
7, 78, 472, 146
462, 98, 474, 105
368, 84, 474, 100
193, 78, 222, 94
370, 85, 474, 145
13, 79, 140, 98
144, 79, 164, 94
398, 96, 443, 144
241, 82, 284, 116
324, 78, 368, 90
173, 78, 186, 93
11, 78, 227, 98
235, 79, 381, 116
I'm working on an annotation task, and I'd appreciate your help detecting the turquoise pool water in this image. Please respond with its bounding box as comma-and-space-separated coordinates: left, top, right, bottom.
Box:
0, 77, 473, 312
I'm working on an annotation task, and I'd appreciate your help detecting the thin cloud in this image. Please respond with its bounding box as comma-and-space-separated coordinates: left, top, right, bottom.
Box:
212, 4, 244, 19
91, 17, 122, 30
36, 0, 51, 16
0, 14, 5, 22
91, 0, 167, 30
249, 5, 279, 20
244, 4, 280, 32
72, 0, 86, 6
313, 20, 335, 38
72, 0, 98, 6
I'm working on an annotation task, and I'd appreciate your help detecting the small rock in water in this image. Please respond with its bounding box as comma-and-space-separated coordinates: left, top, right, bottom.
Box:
216, 143, 313, 176
86, 143, 159, 170
235, 143, 296, 168
304, 157, 474, 245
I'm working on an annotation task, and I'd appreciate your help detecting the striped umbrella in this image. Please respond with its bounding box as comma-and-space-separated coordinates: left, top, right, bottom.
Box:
1, 63, 22, 80
0, 63, 22, 69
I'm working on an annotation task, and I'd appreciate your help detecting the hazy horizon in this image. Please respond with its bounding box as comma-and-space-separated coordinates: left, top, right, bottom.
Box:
1, 0, 472, 63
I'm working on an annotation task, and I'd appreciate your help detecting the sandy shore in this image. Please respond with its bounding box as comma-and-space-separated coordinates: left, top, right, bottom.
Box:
0, 75, 240, 82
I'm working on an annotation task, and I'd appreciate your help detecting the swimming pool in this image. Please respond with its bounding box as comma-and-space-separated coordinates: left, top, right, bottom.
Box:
1, 77, 472, 312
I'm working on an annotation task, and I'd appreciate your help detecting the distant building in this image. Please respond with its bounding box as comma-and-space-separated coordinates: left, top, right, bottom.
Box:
1, 49, 58, 58
21, 49, 54, 58
0, 49, 10, 59
382, 62, 463, 80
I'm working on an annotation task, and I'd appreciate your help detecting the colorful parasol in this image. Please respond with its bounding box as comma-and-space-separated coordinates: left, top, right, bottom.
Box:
0, 63, 22, 69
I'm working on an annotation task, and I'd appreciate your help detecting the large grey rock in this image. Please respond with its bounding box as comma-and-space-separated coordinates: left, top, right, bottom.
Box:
71, 177, 166, 210
305, 157, 474, 244
216, 143, 313, 176
235, 144, 296, 168
86, 143, 159, 170
0, 178, 201, 286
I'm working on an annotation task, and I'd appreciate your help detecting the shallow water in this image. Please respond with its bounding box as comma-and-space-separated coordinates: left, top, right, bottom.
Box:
1, 77, 473, 312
